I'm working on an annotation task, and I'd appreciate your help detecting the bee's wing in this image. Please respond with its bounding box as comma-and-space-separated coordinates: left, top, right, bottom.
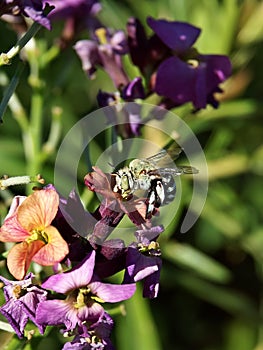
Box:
158, 165, 199, 176
146, 146, 183, 167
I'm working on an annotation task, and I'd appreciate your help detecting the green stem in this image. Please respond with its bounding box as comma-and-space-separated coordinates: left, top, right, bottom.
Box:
24, 47, 45, 192
0, 62, 25, 123
0, 21, 42, 67
27, 90, 43, 177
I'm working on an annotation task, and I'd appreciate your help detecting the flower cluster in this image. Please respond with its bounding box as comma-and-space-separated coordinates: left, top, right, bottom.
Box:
74, 15, 232, 136
0, 176, 163, 347
0, 1, 232, 348
0, 0, 51, 29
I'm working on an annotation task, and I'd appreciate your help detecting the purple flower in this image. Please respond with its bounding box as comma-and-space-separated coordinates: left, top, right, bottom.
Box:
126, 17, 169, 75
43, 0, 101, 46
36, 251, 136, 331
0, 273, 47, 338
0, 0, 52, 29
74, 28, 129, 87
121, 77, 145, 101
146, 17, 232, 109
97, 84, 144, 137
147, 17, 200, 54
123, 226, 163, 298
44, 0, 101, 21
62, 313, 115, 350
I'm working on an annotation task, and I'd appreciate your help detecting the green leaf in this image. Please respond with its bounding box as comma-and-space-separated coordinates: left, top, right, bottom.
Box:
163, 242, 232, 283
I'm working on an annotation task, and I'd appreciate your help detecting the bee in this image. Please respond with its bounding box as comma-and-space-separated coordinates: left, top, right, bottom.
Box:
111, 145, 199, 219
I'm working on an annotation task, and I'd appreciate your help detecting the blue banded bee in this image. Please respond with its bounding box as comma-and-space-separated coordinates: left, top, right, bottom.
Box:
111, 145, 199, 219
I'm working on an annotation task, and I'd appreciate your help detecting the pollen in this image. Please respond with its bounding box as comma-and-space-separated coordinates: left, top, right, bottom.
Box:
95, 28, 108, 45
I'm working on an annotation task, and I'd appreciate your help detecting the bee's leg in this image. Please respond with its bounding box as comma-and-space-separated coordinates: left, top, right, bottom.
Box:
145, 179, 164, 219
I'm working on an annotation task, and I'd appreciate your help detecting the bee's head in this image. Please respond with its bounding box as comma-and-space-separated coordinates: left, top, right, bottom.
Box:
129, 159, 151, 177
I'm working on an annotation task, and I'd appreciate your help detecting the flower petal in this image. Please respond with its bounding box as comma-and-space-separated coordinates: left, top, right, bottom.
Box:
4, 196, 27, 220
42, 251, 95, 293
36, 300, 79, 330
0, 299, 29, 339
147, 17, 201, 52
143, 270, 160, 298
89, 281, 136, 302
155, 56, 196, 105
17, 189, 59, 231
32, 225, 69, 266
7, 241, 45, 280
124, 248, 161, 284
0, 214, 30, 242
77, 303, 104, 323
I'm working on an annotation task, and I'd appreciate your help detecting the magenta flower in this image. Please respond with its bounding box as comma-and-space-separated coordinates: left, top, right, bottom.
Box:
0, 273, 47, 338
0, 0, 51, 29
36, 251, 136, 331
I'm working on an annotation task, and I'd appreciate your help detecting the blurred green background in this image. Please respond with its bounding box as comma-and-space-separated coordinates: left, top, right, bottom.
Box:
0, 0, 263, 349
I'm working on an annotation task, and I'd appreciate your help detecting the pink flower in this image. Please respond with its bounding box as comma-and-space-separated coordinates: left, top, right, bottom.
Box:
0, 189, 69, 280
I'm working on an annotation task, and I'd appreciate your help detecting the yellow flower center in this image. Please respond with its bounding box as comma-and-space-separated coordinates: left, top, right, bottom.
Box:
26, 229, 49, 244
69, 287, 105, 309
12, 285, 26, 299
95, 28, 108, 45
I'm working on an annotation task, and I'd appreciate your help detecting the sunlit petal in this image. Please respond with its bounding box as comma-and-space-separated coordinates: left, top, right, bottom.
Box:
32, 226, 69, 266
17, 189, 59, 231
7, 241, 44, 280
0, 214, 30, 242
42, 251, 95, 293
89, 281, 136, 302
36, 300, 79, 330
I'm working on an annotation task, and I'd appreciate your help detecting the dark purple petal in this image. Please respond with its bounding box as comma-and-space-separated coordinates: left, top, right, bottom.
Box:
89, 281, 136, 302
94, 240, 127, 279
124, 248, 160, 282
0, 1, 51, 29
97, 90, 117, 108
155, 54, 232, 109
121, 77, 145, 100
44, 0, 101, 21
126, 17, 148, 70
155, 56, 197, 106
199, 54, 232, 93
147, 17, 201, 53
143, 268, 161, 298
23, 2, 52, 29
122, 101, 143, 136
42, 251, 95, 293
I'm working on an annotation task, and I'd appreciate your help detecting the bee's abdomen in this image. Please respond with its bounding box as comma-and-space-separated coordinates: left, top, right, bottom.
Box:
162, 174, 176, 205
